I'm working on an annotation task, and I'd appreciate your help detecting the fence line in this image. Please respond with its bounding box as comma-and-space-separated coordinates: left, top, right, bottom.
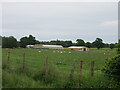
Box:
69, 60, 77, 81
23, 53, 25, 69
78, 61, 83, 88
5, 52, 96, 87
91, 61, 95, 77
45, 56, 49, 76
7, 50, 11, 68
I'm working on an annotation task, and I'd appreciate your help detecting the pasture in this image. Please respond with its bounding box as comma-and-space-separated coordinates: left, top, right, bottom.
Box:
2, 48, 118, 88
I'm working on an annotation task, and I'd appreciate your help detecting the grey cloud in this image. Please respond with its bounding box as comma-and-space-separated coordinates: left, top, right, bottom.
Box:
2, 2, 118, 43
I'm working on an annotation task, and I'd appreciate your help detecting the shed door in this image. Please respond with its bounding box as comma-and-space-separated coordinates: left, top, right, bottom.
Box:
83, 48, 86, 51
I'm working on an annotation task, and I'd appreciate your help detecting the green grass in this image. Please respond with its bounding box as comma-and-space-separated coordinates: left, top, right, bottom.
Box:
2, 48, 118, 88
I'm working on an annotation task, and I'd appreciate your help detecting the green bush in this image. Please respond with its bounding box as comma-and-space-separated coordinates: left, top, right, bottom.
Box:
103, 54, 120, 81
33, 66, 60, 84
117, 43, 120, 54
2, 61, 9, 69
14, 64, 34, 76
63, 78, 76, 88
2, 70, 42, 88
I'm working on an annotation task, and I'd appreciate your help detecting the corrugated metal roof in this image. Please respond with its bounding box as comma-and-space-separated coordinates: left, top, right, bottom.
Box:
26, 45, 34, 46
68, 46, 87, 49
42, 45, 63, 47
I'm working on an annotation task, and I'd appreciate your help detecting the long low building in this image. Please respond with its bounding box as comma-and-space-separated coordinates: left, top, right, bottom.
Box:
26, 45, 34, 48
68, 46, 89, 51
32, 44, 64, 49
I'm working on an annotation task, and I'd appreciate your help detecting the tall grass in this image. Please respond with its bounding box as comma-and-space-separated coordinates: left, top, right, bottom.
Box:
2, 48, 118, 88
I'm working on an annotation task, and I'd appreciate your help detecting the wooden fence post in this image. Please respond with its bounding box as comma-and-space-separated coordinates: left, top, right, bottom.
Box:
91, 61, 94, 77
45, 56, 48, 76
78, 61, 83, 88
7, 50, 10, 68
69, 60, 77, 81
23, 53, 25, 69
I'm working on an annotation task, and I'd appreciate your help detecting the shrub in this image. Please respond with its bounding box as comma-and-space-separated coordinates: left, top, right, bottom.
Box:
2, 70, 41, 88
117, 43, 120, 54
15, 66, 33, 77
103, 54, 120, 82
2, 61, 9, 69
63, 78, 76, 88
33, 66, 60, 84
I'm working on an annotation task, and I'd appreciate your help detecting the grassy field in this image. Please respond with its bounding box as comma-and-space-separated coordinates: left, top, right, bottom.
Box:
2, 48, 118, 88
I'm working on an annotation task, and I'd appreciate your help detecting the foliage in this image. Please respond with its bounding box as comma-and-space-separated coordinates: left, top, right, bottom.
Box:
76, 39, 85, 46
33, 66, 60, 84
92, 38, 104, 49
2, 48, 118, 88
2, 60, 9, 69
103, 55, 120, 82
20, 35, 36, 48
109, 43, 115, 49
1, 35, 118, 48
2, 36, 18, 48
117, 40, 120, 54
2, 70, 42, 88
85, 42, 91, 48
0, 35, 2, 46
49, 40, 72, 47
63, 80, 76, 88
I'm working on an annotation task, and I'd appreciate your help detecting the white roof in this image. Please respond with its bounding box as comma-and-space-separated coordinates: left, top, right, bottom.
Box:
42, 45, 63, 47
26, 45, 34, 46
68, 46, 87, 49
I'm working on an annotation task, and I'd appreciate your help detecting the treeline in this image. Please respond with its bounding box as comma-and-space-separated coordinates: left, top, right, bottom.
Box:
1, 35, 118, 49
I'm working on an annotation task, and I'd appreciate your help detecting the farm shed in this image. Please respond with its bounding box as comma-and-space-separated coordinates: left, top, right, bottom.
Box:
33, 44, 64, 49
68, 46, 89, 51
32, 44, 43, 49
26, 45, 34, 48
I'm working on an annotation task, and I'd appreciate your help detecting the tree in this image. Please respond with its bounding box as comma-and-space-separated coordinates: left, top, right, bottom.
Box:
85, 42, 91, 48
0, 36, 2, 46
109, 43, 115, 49
92, 38, 104, 49
103, 40, 120, 84
35, 40, 40, 44
28, 35, 36, 45
103, 43, 109, 48
103, 55, 120, 82
76, 39, 85, 46
20, 37, 29, 48
117, 40, 120, 54
62, 41, 72, 47
2, 36, 18, 48
20, 35, 36, 48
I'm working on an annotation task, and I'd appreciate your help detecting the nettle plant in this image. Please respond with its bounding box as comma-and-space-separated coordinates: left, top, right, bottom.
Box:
103, 54, 120, 81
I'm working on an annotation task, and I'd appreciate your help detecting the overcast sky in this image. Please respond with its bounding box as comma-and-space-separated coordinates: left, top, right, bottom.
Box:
2, 2, 118, 43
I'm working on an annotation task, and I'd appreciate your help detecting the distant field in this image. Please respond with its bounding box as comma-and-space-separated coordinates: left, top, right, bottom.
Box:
2, 48, 118, 88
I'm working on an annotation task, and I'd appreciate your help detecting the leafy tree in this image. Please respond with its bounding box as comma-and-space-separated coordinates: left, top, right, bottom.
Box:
92, 38, 104, 49
103, 43, 109, 48
72, 43, 76, 46
109, 43, 115, 49
103, 40, 120, 83
115, 43, 118, 48
28, 35, 36, 45
20, 37, 29, 48
0, 36, 2, 46
35, 40, 40, 44
2, 36, 18, 48
103, 55, 120, 82
117, 40, 120, 54
62, 41, 72, 47
85, 42, 91, 48
76, 39, 85, 46
20, 35, 36, 48
49, 40, 72, 47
